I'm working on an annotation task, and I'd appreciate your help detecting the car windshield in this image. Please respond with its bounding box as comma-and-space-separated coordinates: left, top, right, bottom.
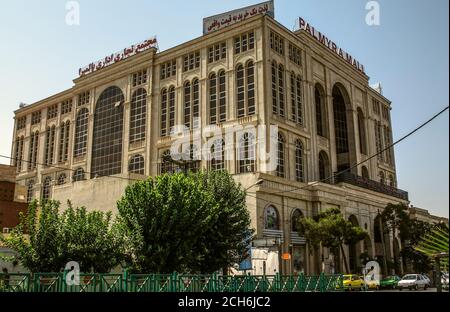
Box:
403, 275, 417, 280
343, 276, 352, 280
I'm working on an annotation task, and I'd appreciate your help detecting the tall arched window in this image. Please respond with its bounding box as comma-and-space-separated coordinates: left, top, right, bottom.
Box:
276, 133, 286, 178
184, 79, 200, 130
271, 62, 285, 117
319, 151, 330, 183
295, 139, 305, 182
130, 88, 147, 144
73, 168, 86, 182
357, 108, 367, 155
315, 84, 327, 137
379, 171, 385, 185
26, 180, 34, 203
236, 61, 255, 118
238, 132, 256, 173
59, 121, 70, 163
42, 176, 52, 201
210, 139, 225, 171
209, 71, 227, 125
290, 73, 303, 125
291, 209, 304, 234
333, 86, 350, 155
74, 108, 89, 157
14, 136, 24, 172
129, 155, 145, 175
28, 131, 39, 170
361, 166, 370, 180
44, 125, 56, 166
91, 86, 124, 178
265, 205, 280, 230
161, 87, 175, 137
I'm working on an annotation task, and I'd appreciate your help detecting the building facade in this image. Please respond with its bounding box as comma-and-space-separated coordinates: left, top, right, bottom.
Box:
10, 14, 409, 275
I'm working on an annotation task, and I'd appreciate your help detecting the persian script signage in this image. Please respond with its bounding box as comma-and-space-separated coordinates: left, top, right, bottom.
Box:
203, 1, 274, 35
79, 37, 158, 77
298, 17, 365, 74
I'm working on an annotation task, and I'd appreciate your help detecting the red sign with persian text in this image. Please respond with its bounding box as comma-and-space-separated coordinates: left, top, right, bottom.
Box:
298, 17, 365, 74
203, 1, 274, 35
78, 37, 158, 77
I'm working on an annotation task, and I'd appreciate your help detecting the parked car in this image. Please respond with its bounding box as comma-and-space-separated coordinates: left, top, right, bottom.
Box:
421, 274, 431, 287
340, 274, 366, 291
398, 274, 429, 291
380, 275, 401, 289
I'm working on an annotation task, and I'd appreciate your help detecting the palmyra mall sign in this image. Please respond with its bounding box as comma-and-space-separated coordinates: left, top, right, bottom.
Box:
298, 17, 365, 74
203, 1, 274, 35
78, 37, 158, 77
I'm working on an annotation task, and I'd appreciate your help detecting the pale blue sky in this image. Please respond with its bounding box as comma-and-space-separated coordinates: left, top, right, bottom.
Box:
0, 0, 448, 217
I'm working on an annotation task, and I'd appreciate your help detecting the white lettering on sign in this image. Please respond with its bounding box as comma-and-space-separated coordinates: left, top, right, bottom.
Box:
79, 37, 158, 77
297, 17, 366, 74
203, 1, 274, 35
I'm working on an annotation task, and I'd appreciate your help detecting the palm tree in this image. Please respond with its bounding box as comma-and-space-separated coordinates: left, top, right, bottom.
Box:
414, 224, 449, 258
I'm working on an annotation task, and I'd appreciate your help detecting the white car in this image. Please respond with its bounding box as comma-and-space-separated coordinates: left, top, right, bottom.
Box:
398, 274, 429, 291
421, 274, 431, 287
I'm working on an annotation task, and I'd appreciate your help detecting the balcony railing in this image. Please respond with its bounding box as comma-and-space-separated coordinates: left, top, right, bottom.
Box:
333, 172, 409, 201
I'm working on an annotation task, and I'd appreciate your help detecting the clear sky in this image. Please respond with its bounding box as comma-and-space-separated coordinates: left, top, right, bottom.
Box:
0, 0, 448, 217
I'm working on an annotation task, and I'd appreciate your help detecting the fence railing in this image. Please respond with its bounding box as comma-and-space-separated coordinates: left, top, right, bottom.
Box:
0, 272, 343, 293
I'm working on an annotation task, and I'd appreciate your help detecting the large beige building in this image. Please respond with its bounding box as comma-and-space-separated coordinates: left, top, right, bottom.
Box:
10, 12, 410, 275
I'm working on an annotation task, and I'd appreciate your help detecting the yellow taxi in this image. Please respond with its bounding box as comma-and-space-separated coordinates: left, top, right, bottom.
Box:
340, 274, 366, 291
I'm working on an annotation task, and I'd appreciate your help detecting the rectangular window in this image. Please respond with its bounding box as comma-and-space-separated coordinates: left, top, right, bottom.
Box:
289, 43, 302, 66
234, 31, 255, 55
372, 99, 380, 115
47, 104, 58, 120
78, 91, 90, 107
270, 31, 284, 55
16, 116, 26, 130
160, 60, 177, 80
61, 99, 73, 115
183, 51, 201, 72
208, 42, 227, 63
31, 111, 41, 125
132, 69, 148, 87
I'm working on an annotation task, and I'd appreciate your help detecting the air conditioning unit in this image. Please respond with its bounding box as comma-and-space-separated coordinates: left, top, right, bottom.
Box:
2, 228, 11, 234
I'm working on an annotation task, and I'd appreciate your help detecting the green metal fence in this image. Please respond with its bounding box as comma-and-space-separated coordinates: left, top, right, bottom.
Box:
0, 272, 343, 293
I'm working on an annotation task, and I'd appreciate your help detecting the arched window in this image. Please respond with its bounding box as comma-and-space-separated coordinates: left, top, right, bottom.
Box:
160, 87, 175, 137
210, 139, 225, 171
209, 71, 227, 125
236, 61, 255, 118
160, 150, 178, 174
291, 209, 304, 234
26, 180, 34, 203
379, 171, 385, 185
42, 177, 52, 201
184, 79, 200, 129
265, 205, 280, 230
14, 136, 24, 172
357, 108, 367, 155
59, 121, 70, 163
290, 73, 303, 125
389, 174, 396, 187
276, 133, 286, 178
333, 85, 350, 155
295, 139, 305, 182
271, 62, 285, 117
57, 173, 67, 185
130, 88, 147, 144
129, 155, 145, 175
361, 166, 370, 180
238, 132, 256, 173
73, 168, 86, 182
44, 125, 56, 166
91, 86, 125, 178
28, 131, 39, 170
315, 84, 327, 137
74, 108, 89, 157
319, 151, 330, 183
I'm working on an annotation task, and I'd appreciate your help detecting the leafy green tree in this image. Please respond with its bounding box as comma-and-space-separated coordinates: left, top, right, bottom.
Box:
116, 172, 253, 274
301, 208, 368, 274
1, 200, 124, 273
415, 224, 449, 258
